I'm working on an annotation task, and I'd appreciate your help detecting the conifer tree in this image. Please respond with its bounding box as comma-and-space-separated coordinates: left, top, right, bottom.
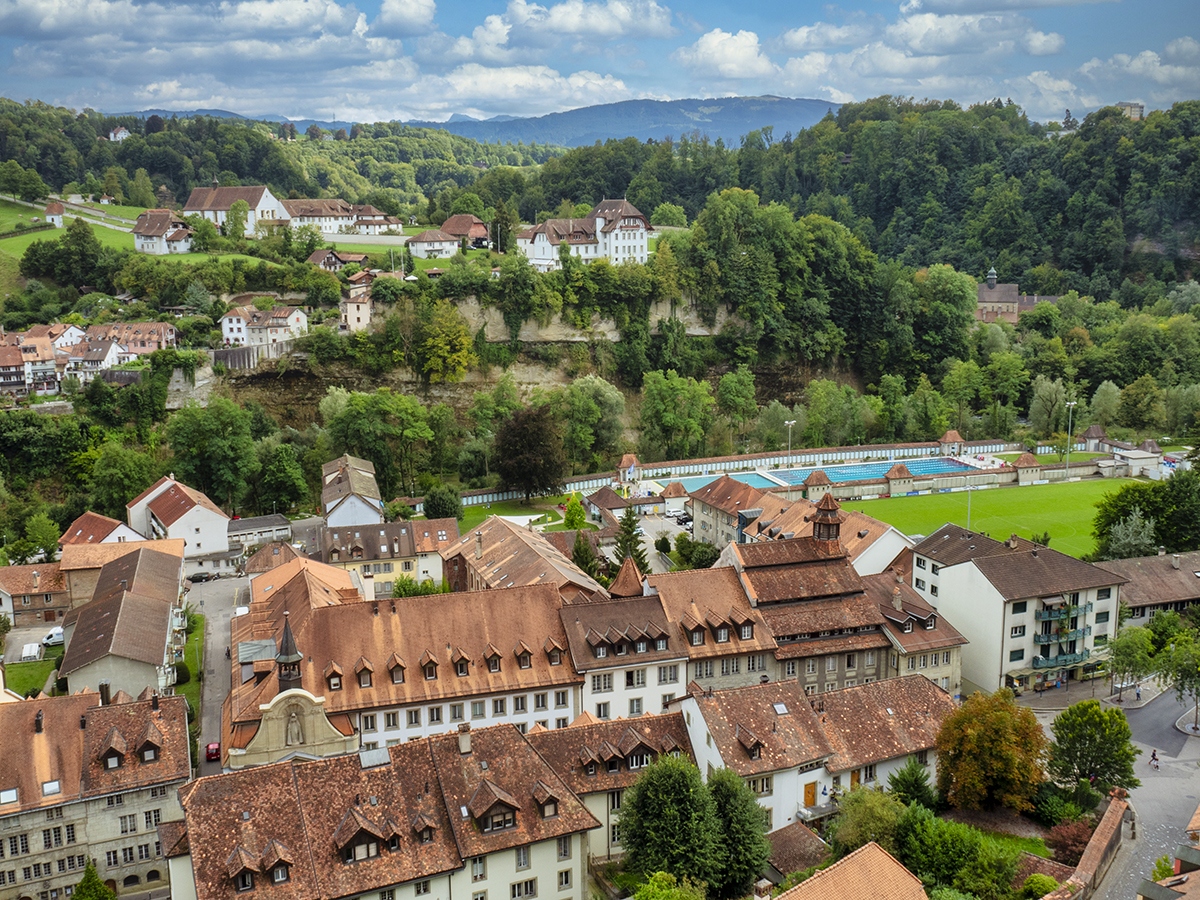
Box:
613, 504, 649, 573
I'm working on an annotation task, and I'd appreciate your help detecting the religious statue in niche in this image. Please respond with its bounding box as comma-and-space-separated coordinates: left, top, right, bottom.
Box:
286, 708, 305, 746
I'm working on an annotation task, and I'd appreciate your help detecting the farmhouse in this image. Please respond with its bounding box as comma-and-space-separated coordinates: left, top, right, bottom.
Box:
516, 200, 650, 272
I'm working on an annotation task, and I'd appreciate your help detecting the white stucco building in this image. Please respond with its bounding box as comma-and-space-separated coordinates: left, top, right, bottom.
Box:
132, 209, 193, 255
516, 200, 651, 272
182, 180, 287, 230
126, 476, 236, 577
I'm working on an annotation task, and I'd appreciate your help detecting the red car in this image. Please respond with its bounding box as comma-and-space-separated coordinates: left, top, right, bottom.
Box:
205, 742, 221, 762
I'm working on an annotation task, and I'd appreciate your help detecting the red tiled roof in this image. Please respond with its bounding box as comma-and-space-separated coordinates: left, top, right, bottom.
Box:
61, 511, 126, 545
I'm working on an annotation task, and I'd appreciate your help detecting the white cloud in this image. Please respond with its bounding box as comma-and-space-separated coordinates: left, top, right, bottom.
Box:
673, 29, 777, 79
780, 22, 872, 52
507, 0, 674, 39
448, 15, 517, 63
1165, 36, 1200, 64
886, 12, 1013, 55
1079, 41, 1200, 93
907, 0, 1115, 10
372, 0, 436, 37
1022, 31, 1064, 55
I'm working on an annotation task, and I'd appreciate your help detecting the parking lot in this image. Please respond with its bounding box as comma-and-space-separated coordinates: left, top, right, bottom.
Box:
635, 510, 692, 573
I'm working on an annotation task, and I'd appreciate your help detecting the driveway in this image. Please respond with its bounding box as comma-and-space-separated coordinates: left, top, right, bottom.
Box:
186, 574, 248, 775
636, 512, 690, 574
288, 515, 323, 558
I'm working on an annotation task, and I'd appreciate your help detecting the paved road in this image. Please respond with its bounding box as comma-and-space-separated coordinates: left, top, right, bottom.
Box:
1087, 691, 1200, 900
636, 512, 689, 573
187, 575, 249, 776
289, 515, 323, 558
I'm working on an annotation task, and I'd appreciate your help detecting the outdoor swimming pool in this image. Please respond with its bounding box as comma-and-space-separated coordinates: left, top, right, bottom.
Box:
773, 456, 974, 485
673, 473, 781, 493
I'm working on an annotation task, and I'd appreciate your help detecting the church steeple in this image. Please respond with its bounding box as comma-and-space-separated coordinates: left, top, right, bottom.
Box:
277, 611, 303, 692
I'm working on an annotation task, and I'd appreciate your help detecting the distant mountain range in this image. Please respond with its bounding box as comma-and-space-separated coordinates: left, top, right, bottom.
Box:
118, 95, 841, 147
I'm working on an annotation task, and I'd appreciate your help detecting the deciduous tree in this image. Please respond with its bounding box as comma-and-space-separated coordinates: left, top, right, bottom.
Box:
707, 767, 770, 899
936, 690, 1046, 812
422, 483, 463, 520
166, 398, 260, 509
494, 404, 566, 503
1106, 626, 1154, 701
1160, 631, 1200, 732
1048, 699, 1140, 790
827, 787, 906, 857
563, 496, 585, 530
260, 443, 308, 514
620, 755, 721, 888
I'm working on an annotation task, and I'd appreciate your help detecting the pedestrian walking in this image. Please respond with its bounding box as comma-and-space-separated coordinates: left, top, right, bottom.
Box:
1137, 684, 1142, 701
1150, 749, 1159, 769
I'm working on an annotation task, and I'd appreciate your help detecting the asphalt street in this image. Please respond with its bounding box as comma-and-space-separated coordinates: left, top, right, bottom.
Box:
1083, 691, 1200, 900
186, 574, 248, 776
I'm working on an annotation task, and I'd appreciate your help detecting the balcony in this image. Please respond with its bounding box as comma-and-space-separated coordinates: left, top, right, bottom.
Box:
1033, 649, 1091, 669
1033, 626, 1092, 645
1034, 602, 1093, 621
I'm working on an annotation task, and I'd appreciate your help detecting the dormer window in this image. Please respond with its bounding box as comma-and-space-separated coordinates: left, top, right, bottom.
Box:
140, 745, 158, 763
716, 626, 730, 643
655, 638, 667, 651
903, 621, 914, 634
585, 762, 596, 776
392, 666, 405, 684
616, 643, 627, 656
607, 759, 620, 773
344, 840, 379, 862
690, 630, 704, 646
105, 753, 122, 769
483, 808, 515, 832
595, 645, 607, 658
549, 650, 562, 666
424, 663, 437, 681
236, 872, 254, 892
419, 827, 432, 843
925, 617, 937, 630
542, 800, 557, 818
628, 752, 649, 769
740, 624, 753, 640
518, 653, 531, 669
749, 745, 761, 760
635, 640, 647, 653
359, 670, 372, 688
488, 656, 501, 673
272, 865, 289, 884
457, 660, 470, 677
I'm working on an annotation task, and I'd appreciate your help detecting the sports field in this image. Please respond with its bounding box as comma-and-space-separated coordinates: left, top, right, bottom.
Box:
843, 478, 1138, 559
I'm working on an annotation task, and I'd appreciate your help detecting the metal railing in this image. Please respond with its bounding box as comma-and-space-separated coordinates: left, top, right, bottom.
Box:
1033, 649, 1091, 669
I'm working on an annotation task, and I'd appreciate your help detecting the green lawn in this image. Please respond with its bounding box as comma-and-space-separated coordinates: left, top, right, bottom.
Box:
75, 201, 145, 220
843, 478, 1139, 558
0, 216, 133, 262
980, 830, 1050, 858
0, 199, 49, 234
176, 613, 205, 720
0, 252, 20, 297
995, 451, 1108, 464
457, 496, 568, 533
1, 645, 63, 697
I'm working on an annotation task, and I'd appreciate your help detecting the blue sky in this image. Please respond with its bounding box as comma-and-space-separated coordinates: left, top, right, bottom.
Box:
0, 0, 1195, 125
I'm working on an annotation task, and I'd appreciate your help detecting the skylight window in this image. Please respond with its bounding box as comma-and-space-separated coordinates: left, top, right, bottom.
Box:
0, 788, 17, 804
772, 703, 788, 715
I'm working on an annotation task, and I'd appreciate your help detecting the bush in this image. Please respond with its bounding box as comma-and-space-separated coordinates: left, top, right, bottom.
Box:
1023, 874, 1060, 898
1046, 819, 1095, 866
654, 535, 671, 554
174, 661, 191, 685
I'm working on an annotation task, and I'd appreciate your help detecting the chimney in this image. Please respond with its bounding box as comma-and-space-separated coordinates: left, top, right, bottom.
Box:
458, 723, 472, 755
1173, 554, 1181, 570
32, 570, 39, 589
1159, 546, 1167, 556
80, 715, 87, 730
475, 532, 483, 560
892, 586, 903, 611
754, 880, 772, 900
99, 681, 111, 706
152, 692, 159, 711
34, 710, 43, 734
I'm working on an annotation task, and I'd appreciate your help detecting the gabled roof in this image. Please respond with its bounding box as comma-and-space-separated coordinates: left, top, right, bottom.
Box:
440, 214, 489, 238
183, 185, 270, 213
971, 545, 1125, 601
409, 229, 456, 243
939, 430, 964, 443
1099, 551, 1200, 609
586, 486, 629, 510
589, 199, 649, 232
413, 518, 460, 554
660, 481, 688, 498
689, 474, 766, 517
244, 541, 302, 573
776, 842, 927, 900
860, 572, 969, 654
133, 208, 188, 237
0, 692, 190, 815
322, 522, 417, 563
321, 455, 382, 507
803, 469, 832, 486
0, 561, 66, 597
146, 479, 228, 527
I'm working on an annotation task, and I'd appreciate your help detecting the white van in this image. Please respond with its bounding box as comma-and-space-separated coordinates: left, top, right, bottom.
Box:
20, 643, 44, 662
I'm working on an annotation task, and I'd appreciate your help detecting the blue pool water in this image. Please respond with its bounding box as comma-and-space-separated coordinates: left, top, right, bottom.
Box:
774, 456, 973, 485
674, 473, 780, 492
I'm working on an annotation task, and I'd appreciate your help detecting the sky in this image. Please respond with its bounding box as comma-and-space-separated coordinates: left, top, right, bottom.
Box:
0, 0, 1196, 126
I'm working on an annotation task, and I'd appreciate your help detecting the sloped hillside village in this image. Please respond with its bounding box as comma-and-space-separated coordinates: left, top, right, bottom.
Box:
0, 412, 1173, 900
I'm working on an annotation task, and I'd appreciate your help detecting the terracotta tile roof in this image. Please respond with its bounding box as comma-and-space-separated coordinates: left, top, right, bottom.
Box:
45, 201, 64, 215
158, 819, 190, 858
443, 516, 607, 600
559, 594, 680, 671
0, 561, 66, 596
1014, 452, 1041, 468
244, 541, 300, 573
803, 469, 832, 486
84, 321, 175, 347
519, 217, 599, 246
142, 478, 228, 528
587, 486, 629, 510
229, 570, 580, 734
776, 842, 927, 900
184, 185, 270, 213
527, 712, 694, 796
768, 821, 828, 878
726, 539, 863, 607
647, 568, 777, 659
544, 529, 602, 561
940, 430, 964, 443
409, 229, 457, 243
619, 453, 639, 470
589, 199, 649, 232
814, 676, 956, 772
859, 573, 969, 654
440, 214, 489, 238
745, 500, 906, 565
772, 630, 891, 659
885, 463, 914, 479
660, 481, 688, 498
1082, 424, 1106, 439
689, 681, 833, 776
1093, 551, 1200, 609
413, 518, 461, 553
133, 208, 188, 237
89, 544, 183, 604
59, 538, 185, 572
911, 524, 1024, 568
609, 557, 644, 597
0, 692, 189, 815
177, 723, 602, 900
689, 474, 766, 517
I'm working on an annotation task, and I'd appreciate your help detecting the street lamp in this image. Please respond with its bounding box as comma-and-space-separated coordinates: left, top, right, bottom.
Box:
1065, 400, 1077, 478
785, 420, 796, 459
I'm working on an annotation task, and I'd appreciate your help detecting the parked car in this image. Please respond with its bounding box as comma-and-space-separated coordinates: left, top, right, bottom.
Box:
189, 572, 213, 583
205, 742, 221, 762
42, 626, 64, 647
